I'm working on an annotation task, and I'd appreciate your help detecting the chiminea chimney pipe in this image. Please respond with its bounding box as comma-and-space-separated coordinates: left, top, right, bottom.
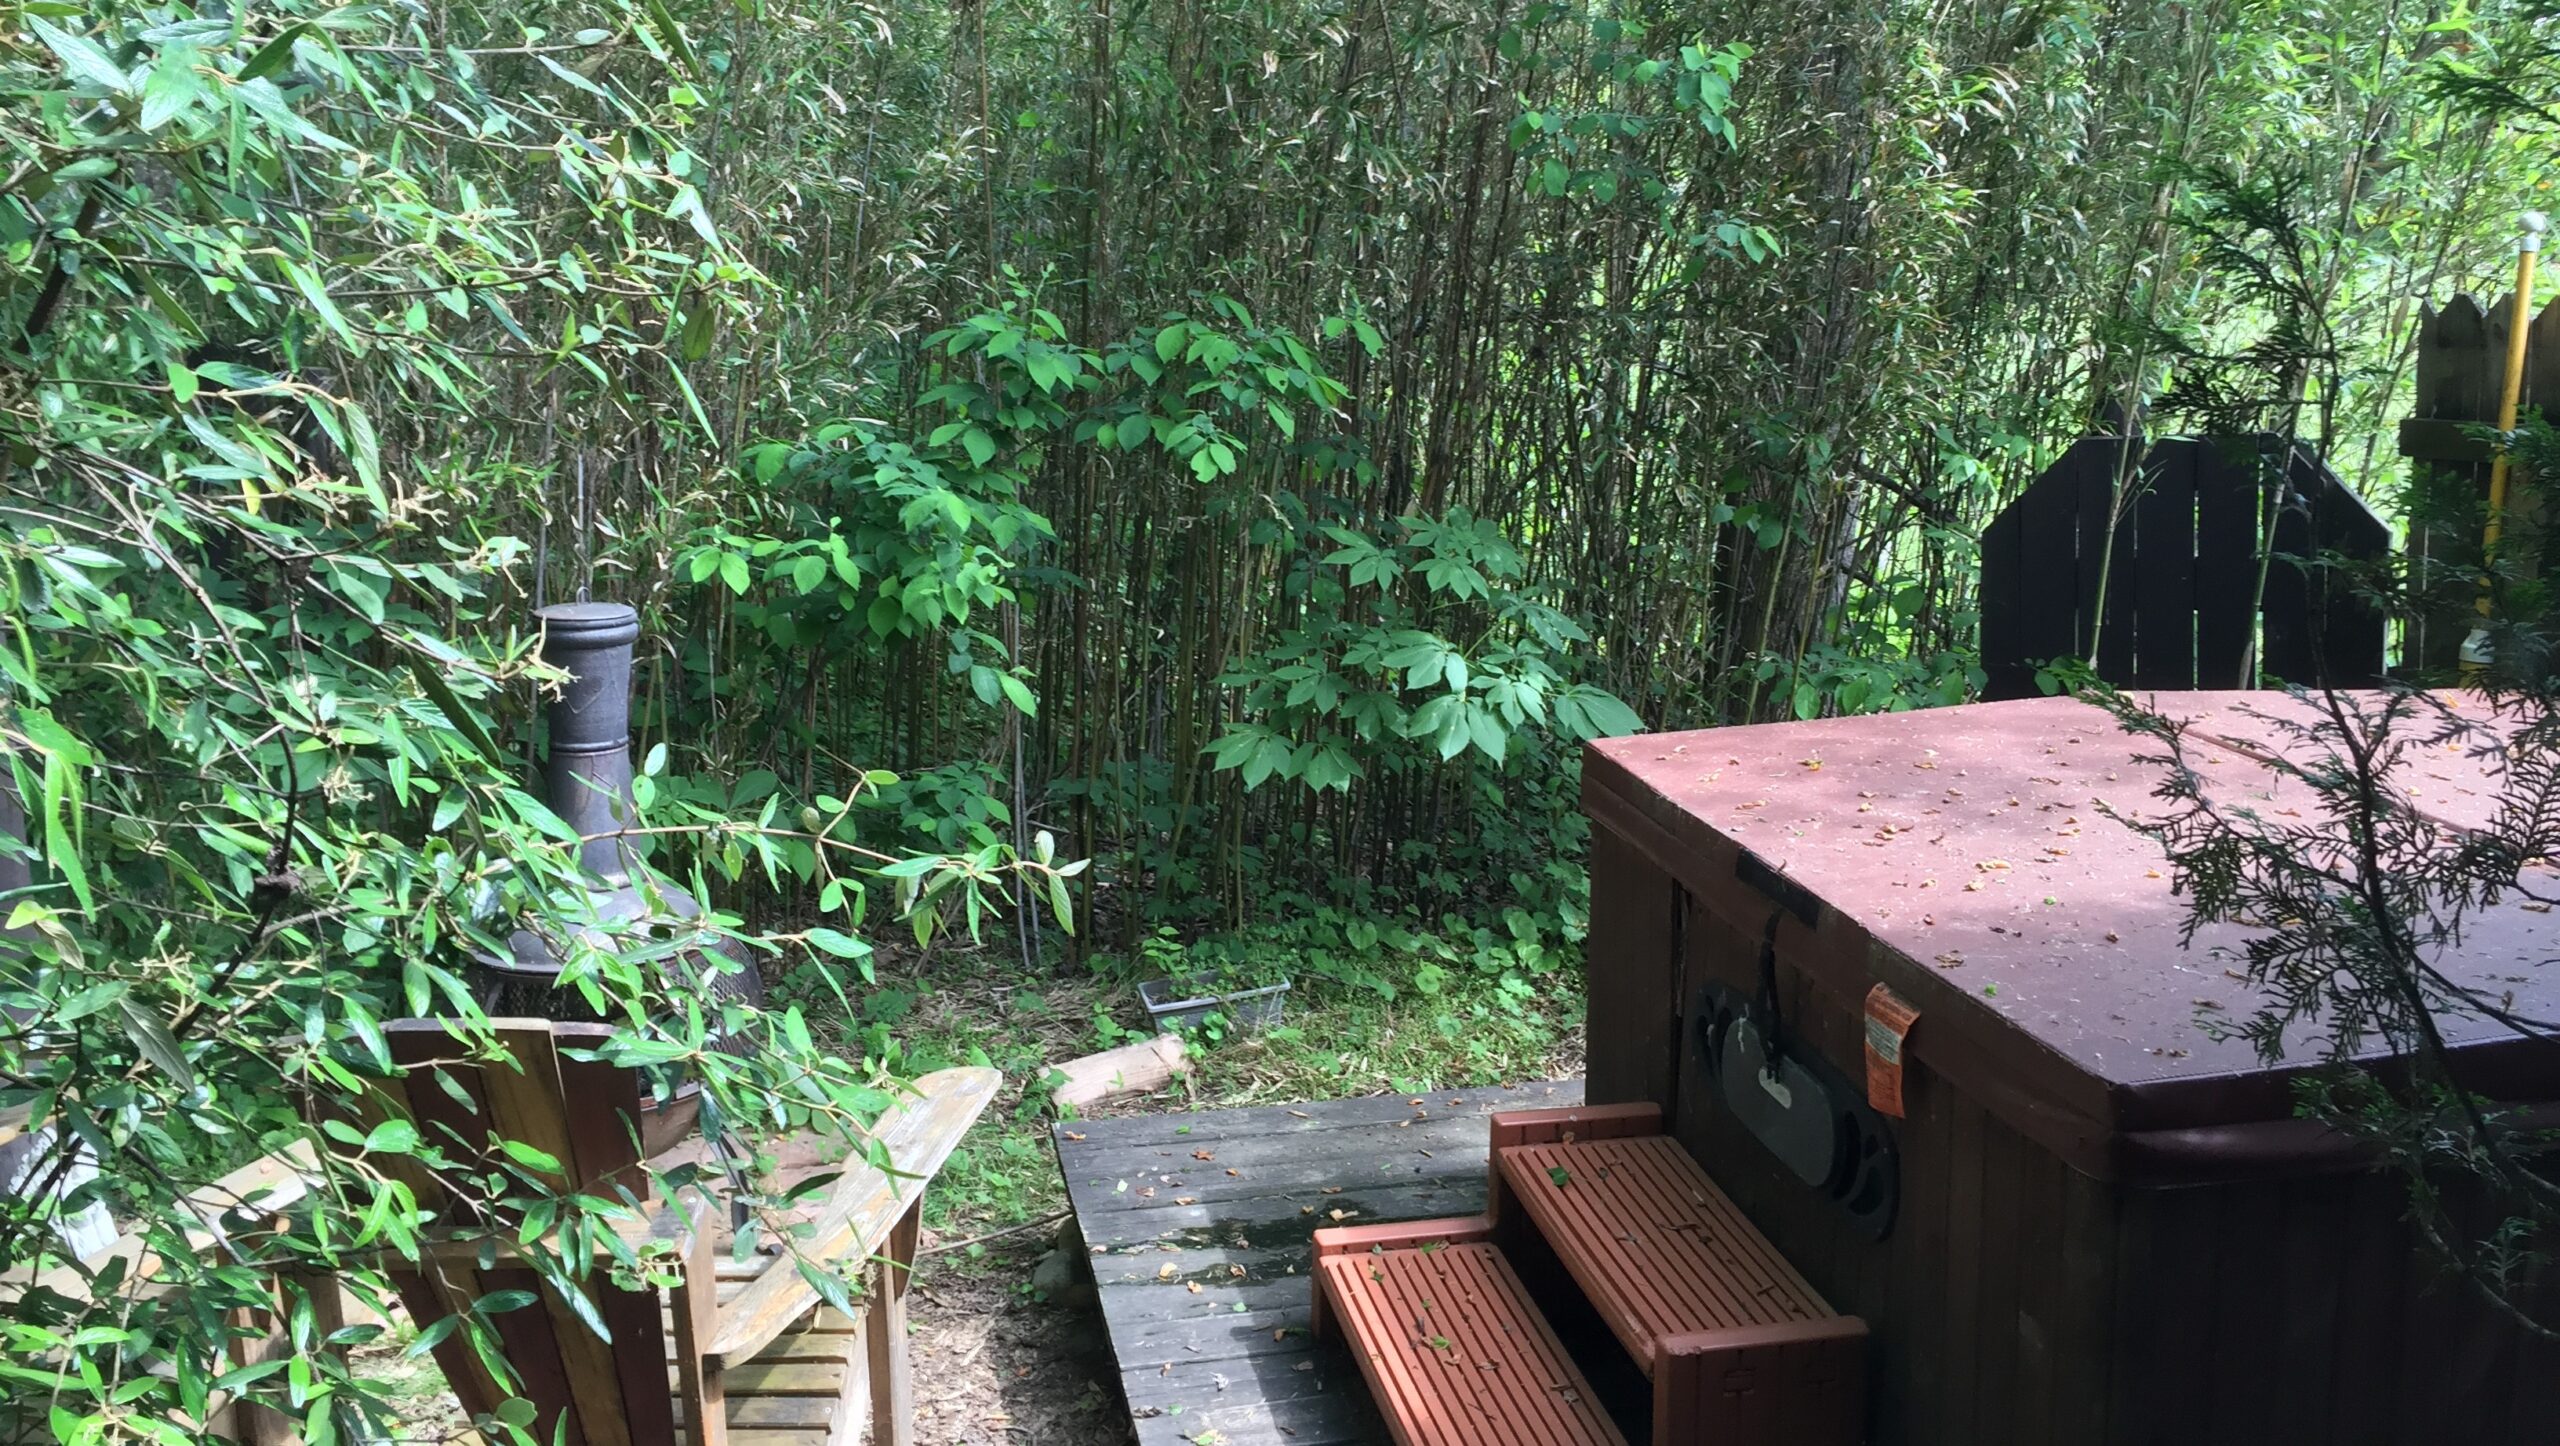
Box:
475, 599, 764, 1156
536, 601, 640, 879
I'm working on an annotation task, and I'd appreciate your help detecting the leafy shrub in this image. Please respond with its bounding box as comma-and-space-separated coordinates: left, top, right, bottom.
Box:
0, 7, 1069, 1442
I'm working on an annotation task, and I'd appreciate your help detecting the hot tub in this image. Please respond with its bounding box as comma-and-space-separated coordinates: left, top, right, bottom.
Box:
1580, 693, 2556, 1446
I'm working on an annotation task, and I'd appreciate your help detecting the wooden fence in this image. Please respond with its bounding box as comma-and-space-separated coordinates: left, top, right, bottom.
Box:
2402, 292, 2560, 460
1979, 435, 2390, 700
2397, 292, 2550, 671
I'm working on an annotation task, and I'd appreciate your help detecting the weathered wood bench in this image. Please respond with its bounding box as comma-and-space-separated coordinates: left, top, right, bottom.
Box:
374, 1020, 997, 1446
5, 1023, 996, 1446
1313, 1102, 1867, 1446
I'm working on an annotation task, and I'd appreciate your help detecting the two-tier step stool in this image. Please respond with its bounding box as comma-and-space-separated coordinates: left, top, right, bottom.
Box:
1311, 1102, 1868, 1446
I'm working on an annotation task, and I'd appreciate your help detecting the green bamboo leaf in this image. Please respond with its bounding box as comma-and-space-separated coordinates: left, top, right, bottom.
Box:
140, 46, 204, 130
498, 1139, 562, 1174
1046, 871, 1075, 936
641, 0, 698, 72
236, 23, 313, 83
38, 752, 90, 912
118, 997, 194, 1093
805, 927, 869, 958
30, 18, 131, 94
538, 55, 612, 100
364, 1119, 420, 1154
56, 979, 126, 1022
405, 1316, 460, 1358
408, 658, 505, 770
277, 258, 359, 350
667, 356, 717, 434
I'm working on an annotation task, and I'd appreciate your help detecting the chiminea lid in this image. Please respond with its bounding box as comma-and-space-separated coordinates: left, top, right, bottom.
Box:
538, 600, 641, 650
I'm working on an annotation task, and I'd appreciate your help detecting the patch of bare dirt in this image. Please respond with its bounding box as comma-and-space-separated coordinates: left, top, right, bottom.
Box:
905, 1256, 1129, 1446
357, 1256, 1128, 1446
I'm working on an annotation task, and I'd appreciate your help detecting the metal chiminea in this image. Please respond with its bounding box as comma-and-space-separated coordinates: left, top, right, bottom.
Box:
473, 601, 766, 1152
541, 601, 646, 881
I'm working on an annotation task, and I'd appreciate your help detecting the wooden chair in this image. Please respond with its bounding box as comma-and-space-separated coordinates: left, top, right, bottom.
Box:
369, 1018, 998, 1446
0, 1139, 326, 1445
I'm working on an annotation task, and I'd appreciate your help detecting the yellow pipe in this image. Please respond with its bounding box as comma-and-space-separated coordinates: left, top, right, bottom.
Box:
2464, 211, 2546, 681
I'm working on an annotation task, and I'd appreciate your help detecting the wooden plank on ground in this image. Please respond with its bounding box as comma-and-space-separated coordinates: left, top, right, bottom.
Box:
1131, 1395, 1383, 1446
1068, 1109, 1515, 1215
1057, 1079, 1583, 1446
1051, 1035, 1190, 1113
1058, 1080, 1580, 1149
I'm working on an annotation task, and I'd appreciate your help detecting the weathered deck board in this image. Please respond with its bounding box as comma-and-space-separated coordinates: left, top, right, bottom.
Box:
1056, 1077, 1584, 1446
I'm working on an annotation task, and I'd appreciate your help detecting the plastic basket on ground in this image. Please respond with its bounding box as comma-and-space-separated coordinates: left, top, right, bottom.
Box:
1136, 976, 1290, 1032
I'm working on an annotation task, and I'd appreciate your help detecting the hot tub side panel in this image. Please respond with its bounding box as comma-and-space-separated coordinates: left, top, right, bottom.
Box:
1666, 881, 2122, 1446
1586, 813, 2557, 1446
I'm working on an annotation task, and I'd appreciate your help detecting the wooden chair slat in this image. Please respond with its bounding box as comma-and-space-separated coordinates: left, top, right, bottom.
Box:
672, 1204, 727, 1446
553, 1034, 647, 1192
384, 1019, 490, 1218
865, 1208, 918, 1445
536, 1273, 639, 1446
476, 1021, 581, 1195
704, 1066, 997, 1367
674, 1395, 842, 1428
598, 1268, 679, 1446
360, 1024, 991, 1446
478, 1264, 591, 1446
396, 1257, 511, 1423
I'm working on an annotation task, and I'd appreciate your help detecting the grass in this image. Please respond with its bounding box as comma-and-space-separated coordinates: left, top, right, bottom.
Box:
808, 927, 1589, 1248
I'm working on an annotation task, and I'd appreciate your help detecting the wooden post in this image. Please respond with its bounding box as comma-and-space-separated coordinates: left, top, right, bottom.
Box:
673, 1218, 728, 1446
865, 1202, 920, 1446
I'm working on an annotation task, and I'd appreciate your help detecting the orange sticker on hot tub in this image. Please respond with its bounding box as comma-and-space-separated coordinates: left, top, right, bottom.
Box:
1864, 983, 1919, 1119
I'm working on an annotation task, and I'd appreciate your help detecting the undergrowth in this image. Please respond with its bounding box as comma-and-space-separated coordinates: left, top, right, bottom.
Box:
817, 912, 1590, 1252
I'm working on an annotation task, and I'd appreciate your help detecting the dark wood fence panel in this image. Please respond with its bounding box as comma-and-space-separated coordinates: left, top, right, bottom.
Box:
2259, 461, 2320, 687
1978, 435, 2389, 699
2313, 465, 2391, 683
2190, 439, 2262, 689
2399, 293, 2527, 673
2011, 460, 2081, 693
2129, 444, 2198, 691
2404, 291, 2560, 443
1976, 499, 2025, 699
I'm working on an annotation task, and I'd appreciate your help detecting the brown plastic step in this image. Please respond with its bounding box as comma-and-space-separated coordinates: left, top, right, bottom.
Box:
1311, 1216, 1628, 1446
1491, 1107, 1867, 1445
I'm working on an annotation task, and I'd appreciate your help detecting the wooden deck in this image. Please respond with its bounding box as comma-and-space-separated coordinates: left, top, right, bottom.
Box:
1054, 1078, 1586, 1446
